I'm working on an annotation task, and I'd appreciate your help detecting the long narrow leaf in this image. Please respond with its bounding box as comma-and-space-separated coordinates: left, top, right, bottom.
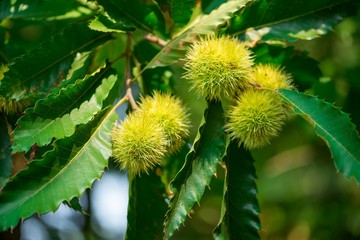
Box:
164, 101, 227, 239
97, 0, 166, 36
0, 25, 111, 100
61, 50, 105, 90
0, 108, 118, 231
88, 14, 134, 33
12, 71, 118, 153
228, 0, 358, 42
244, 3, 357, 42
277, 89, 360, 183
213, 141, 261, 240
126, 171, 168, 240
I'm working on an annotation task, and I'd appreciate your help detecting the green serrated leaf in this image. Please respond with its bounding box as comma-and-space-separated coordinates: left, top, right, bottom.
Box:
0, 24, 111, 100
277, 89, 360, 183
164, 100, 227, 239
12, 70, 118, 153
51, 50, 107, 95
0, 114, 12, 190
0, 108, 118, 231
227, 0, 358, 41
88, 14, 134, 33
65, 51, 101, 86
126, 170, 168, 240
143, 0, 252, 70
244, 2, 357, 42
0, 0, 94, 20
214, 140, 261, 240
155, 0, 197, 33
97, 0, 166, 36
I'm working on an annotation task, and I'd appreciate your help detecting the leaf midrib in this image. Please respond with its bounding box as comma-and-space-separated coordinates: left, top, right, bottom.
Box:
11, 33, 109, 89
27, 72, 106, 140
279, 91, 358, 163
4, 109, 115, 218
232, 0, 352, 36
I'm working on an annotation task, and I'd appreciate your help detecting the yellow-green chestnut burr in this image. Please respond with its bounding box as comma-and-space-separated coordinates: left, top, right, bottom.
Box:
137, 91, 190, 154
111, 113, 167, 176
226, 90, 287, 149
183, 35, 254, 101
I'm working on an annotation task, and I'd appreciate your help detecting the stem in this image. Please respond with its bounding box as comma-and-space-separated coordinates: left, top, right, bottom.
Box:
143, 34, 167, 47
113, 96, 128, 110
125, 32, 139, 111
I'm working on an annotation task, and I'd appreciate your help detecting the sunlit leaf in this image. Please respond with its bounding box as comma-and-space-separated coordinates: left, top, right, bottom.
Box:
0, 108, 117, 231
88, 14, 134, 33
12, 70, 118, 153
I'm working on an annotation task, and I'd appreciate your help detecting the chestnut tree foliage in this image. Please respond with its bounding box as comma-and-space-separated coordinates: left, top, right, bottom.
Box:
0, 0, 360, 239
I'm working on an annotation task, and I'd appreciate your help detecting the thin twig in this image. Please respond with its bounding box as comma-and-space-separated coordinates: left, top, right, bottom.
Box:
125, 32, 139, 111
113, 96, 128, 110
143, 33, 167, 47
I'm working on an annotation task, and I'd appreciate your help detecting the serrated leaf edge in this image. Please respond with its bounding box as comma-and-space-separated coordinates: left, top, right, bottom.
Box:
12, 71, 117, 153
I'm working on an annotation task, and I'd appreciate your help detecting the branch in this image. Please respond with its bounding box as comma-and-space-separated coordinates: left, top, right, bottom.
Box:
144, 34, 167, 47
125, 32, 139, 111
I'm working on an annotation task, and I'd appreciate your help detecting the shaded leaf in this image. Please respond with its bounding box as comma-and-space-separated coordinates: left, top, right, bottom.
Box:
53, 50, 107, 94
162, 144, 189, 192
89, 36, 128, 74
144, 0, 252, 70
13, 70, 118, 153
201, 0, 227, 14
213, 141, 261, 240
0, 108, 118, 231
97, 0, 166, 36
88, 14, 134, 33
0, 114, 12, 190
227, 0, 358, 41
164, 101, 227, 239
155, 0, 198, 33
244, 3, 357, 42
63, 51, 94, 87
126, 170, 168, 240
0, 24, 111, 100
86, 37, 127, 108
0, 0, 94, 20
277, 89, 360, 183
